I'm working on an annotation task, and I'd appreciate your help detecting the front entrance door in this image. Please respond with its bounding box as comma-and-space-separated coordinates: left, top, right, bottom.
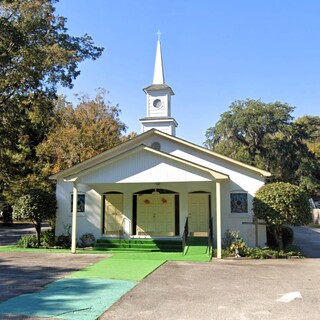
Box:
137, 193, 175, 236
188, 193, 209, 236
104, 193, 124, 235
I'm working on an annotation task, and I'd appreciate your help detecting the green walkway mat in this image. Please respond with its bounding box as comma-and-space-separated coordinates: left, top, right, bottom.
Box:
0, 278, 136, 320
0, 250, 211, 320
70, 257, 166, 281
183, 236, 212, 258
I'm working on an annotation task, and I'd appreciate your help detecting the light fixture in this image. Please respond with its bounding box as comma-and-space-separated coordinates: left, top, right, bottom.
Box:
152, 183, 160, 195
152, 188, 160, 195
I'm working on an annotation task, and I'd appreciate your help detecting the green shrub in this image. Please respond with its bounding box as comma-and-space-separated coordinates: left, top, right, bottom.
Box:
222, 230, 249, 256
79, 233, 95, 247
17, 234, 38, 248
222, 228, 235, 249
246, 247, 302, 259
56, 223, 71, 249
218, 228, 302, 259
56, 234, 71, 249
253, 182, 311, 249
212, 248, 232, 258
213, 246, 303, 259
40, 229, 56, 248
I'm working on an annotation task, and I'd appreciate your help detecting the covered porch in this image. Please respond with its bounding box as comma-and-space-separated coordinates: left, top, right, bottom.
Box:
70, 180, 226, 258
64, 145, 229, 258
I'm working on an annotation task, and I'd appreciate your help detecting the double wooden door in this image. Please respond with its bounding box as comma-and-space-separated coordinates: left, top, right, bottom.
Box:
137, 193, 175, 236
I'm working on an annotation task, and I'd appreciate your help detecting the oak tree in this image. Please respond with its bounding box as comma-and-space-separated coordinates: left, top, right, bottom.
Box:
205, 99, 320, 194
0, 0, 103, 202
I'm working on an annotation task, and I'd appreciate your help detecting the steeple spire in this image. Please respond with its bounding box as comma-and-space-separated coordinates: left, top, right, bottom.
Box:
140, 33, 177, 136
153, 35, 165, 85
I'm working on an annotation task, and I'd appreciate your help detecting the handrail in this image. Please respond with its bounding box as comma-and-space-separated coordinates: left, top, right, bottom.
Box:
182, 217, 189, 255
208, 215, 213, 257
119, 217, 125, 241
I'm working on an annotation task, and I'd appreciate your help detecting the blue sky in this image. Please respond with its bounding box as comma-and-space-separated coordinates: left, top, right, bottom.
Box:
55, 0, 320, 145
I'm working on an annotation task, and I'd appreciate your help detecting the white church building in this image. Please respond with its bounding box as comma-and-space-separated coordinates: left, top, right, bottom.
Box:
50, 38, 270, 258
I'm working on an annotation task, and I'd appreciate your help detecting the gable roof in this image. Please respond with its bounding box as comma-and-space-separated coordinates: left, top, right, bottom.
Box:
50, 129, 270, 181
63, 144, 229, 183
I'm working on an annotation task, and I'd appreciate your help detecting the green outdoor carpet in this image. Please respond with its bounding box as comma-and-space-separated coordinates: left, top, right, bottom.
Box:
0, 278, 136, 320
184, 245, 210, 256
0, 250, 211, 320
69, 256, 166, 281
0, 246, 212, 261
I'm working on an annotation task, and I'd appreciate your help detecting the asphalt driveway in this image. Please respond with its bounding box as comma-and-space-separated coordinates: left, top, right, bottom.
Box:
101, 259, 320, 320
0, 252, 110, 304
0, 224, 37, 246
292, 226, 320, 258
1, 224, 320, 319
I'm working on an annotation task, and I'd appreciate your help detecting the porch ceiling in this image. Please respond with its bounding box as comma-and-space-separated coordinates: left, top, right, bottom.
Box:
64, 145, 229, 184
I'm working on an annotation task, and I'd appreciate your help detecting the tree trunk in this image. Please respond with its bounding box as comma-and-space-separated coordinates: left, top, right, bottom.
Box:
274, 225, 284, 250
36, 223, 41, 247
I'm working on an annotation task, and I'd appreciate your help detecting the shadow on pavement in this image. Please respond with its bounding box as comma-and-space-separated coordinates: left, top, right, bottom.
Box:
292, 226, 320, 258
0, 223, 47, 246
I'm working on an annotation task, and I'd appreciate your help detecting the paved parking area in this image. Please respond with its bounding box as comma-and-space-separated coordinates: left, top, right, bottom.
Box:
0, 224, 36, 246
1, 225, 320, 319
101, 258, 320, 320
0, 252, 109, 310
292, 226, 320, 258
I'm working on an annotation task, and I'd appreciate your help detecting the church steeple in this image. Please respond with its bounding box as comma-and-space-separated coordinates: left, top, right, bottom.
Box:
153, 39, 165, 85
139, 33, 178, 136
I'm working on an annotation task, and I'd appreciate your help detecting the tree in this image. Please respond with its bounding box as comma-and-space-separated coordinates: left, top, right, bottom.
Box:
205, 99, 320, 195
253, 182, 311, 250
263, 122, 320, 193
37, 89, 133, 175
0, 0, 103, 202
13, 189, 57, 247
205, 99, 294, 165
294, 116, 320, 159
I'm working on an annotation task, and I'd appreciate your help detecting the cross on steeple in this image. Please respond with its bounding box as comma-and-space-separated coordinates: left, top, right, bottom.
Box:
155, 29, 162, 41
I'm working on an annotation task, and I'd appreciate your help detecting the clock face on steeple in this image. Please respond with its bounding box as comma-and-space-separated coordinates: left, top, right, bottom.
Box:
153, 99, 162, 108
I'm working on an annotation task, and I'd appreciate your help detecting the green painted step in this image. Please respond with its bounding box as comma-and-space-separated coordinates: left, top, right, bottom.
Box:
94, 238, 183, 252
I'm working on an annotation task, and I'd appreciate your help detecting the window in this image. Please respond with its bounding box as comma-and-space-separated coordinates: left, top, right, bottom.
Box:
230, 193, 248, 213
151, 141, 161, 151
71, 194, 85, 212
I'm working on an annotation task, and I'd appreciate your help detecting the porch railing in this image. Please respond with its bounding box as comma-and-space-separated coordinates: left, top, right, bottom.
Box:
208, 215, 213, 257
119, 218, 125, 241
182, 217, 189, 255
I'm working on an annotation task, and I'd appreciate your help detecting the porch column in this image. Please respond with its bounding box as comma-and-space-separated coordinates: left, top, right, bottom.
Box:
216, 180, 222, 259
71, 182, 78, 254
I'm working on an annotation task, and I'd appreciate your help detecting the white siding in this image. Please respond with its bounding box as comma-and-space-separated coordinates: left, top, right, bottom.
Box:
55, 178, 101, 241
76, 149, 213, 184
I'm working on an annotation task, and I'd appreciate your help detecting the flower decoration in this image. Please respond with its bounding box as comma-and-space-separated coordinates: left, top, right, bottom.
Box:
161, 197, 167, 204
